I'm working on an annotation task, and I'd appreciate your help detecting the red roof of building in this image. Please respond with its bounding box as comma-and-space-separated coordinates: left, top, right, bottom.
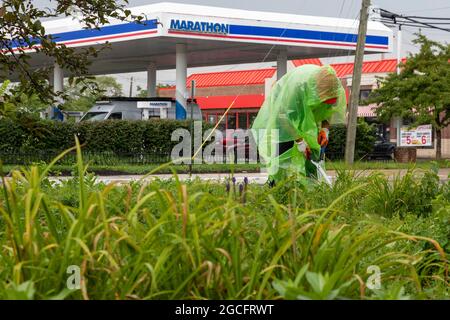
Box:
159, 68, 275, 90
293, 57, 408, 77
160, 58, 408, 91
330, 58, 407, 77
196, 94, 264, 110
292, 58, 323, 67
187, 68, 276, 87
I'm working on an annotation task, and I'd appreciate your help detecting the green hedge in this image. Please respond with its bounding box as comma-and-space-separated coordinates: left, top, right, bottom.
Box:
327, 120, 377, 160
0, 116, 212, 156
0, 116, 377, 163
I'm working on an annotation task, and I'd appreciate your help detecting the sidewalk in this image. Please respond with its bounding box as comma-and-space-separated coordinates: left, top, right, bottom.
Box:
48, 168, 450, 185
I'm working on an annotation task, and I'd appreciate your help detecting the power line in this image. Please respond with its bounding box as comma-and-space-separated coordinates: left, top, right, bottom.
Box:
407, 16, 450, 21
328, 1, 360, 65
375, 19, 450, 30
402, 6, 450, 13
403, 16, 450, 32
325, 0, 348, 61
398, 21, 450, 25
379, 8, 450, 33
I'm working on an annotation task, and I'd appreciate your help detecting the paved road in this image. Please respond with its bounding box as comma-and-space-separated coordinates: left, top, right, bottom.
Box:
48, 168, 450, 185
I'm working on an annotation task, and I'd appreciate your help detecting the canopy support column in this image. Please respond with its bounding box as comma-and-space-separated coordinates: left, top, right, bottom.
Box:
147, 62, 157, 97
50, 62, 64, 119
176, 43, 187, 119
277, 49, 287, 80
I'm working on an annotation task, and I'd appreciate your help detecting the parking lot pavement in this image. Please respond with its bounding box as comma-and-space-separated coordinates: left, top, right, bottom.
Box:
47, 168, 450, 185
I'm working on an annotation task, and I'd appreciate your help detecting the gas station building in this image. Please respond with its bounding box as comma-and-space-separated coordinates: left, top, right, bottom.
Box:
21, 2, 393, 119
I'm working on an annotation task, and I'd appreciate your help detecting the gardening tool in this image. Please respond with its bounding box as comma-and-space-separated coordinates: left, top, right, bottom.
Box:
310, 160, 332, 186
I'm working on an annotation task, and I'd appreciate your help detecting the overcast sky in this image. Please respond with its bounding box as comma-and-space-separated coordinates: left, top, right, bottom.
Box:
29, 0, 450, 93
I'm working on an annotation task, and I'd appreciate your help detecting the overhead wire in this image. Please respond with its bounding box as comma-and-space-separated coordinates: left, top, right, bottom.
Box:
325, 0, 347, 61
402, 16, 450, 32
374, 19, 450, 30
375, 7, 450, 61
401, 6, 450, 13
379, 8, 450, 33
406, 16, 450, 21
326, 0, 356, 60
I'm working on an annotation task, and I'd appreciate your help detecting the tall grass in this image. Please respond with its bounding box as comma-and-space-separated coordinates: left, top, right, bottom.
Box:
0, 139, 448, 299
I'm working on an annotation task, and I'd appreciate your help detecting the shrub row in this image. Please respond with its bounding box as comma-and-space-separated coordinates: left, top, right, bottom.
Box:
0, 116, 212, 156
0, 117, 377, 162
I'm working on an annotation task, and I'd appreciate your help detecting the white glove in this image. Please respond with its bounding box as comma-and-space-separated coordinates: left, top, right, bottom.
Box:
296, 140, 308, 153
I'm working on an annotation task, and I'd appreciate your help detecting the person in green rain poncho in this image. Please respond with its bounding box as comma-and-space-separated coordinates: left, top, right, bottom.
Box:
251, 64, 346, 186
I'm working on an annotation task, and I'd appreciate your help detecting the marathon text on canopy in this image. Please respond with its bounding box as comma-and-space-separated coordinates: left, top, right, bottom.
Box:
170, 19, 229, 34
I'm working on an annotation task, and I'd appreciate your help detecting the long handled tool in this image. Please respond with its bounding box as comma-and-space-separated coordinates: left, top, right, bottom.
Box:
310, 160, 332, 186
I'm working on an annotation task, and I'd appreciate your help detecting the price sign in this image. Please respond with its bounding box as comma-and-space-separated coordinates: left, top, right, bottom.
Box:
400, 124, 432, 147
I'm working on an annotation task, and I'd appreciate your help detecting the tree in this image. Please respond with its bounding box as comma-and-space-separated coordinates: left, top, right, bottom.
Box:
135, 85, 148, 98
1, 80, 48, 118
62, 76, 123, 111
0, 75, 122, 117
0, 0, 143, 108
136, 84, 173, 98
367, 35, 450, 159
0, 81, 14, 118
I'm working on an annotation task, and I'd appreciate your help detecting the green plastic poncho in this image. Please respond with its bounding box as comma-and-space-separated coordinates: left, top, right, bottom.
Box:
251, 64, 346, 183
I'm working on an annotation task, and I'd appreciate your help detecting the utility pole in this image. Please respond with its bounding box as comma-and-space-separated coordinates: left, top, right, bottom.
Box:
396, 25, 402, 75
129, 76, 133, 97
344, 0, 371, 165
189, 80, 196, 177
396, 25, 402, 146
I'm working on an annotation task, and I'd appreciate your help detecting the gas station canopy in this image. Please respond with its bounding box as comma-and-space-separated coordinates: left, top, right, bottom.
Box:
25, 2, 393, 74
13, 2, 393, 119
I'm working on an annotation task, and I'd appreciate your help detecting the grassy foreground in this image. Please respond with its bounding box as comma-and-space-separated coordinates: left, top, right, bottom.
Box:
0, 142, 448, 299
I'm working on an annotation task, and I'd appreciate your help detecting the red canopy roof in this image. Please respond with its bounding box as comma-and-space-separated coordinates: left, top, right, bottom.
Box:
196, 95, 265, 110
331, 58, 407, 77
186, 68, 276, 87
160, 58, 409, 91
157, 58, 410, 111
293, 58, 407, 77
292, 58, 323, 67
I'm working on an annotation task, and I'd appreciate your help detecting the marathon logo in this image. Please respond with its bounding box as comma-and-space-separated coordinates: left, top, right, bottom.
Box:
170, 19, 229, 35
137, 101, 172, 109
148, 101, 172, 108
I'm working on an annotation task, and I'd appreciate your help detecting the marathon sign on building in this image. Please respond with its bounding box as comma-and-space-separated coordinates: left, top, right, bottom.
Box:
137, 101, 172, 109
169, 19, 229, 35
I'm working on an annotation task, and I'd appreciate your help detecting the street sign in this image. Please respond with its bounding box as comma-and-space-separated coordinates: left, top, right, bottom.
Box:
400, 124, 433, 147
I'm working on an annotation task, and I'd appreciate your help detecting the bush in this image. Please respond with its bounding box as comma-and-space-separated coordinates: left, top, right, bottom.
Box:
0, 117, 212, 163
327, 120, 377, 160
0, 117, 27, 153
363, 168, 441, 218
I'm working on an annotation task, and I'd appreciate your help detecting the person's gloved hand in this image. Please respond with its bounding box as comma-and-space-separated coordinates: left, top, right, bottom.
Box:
305, 147, 311, 160
296, 139, 308, 153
